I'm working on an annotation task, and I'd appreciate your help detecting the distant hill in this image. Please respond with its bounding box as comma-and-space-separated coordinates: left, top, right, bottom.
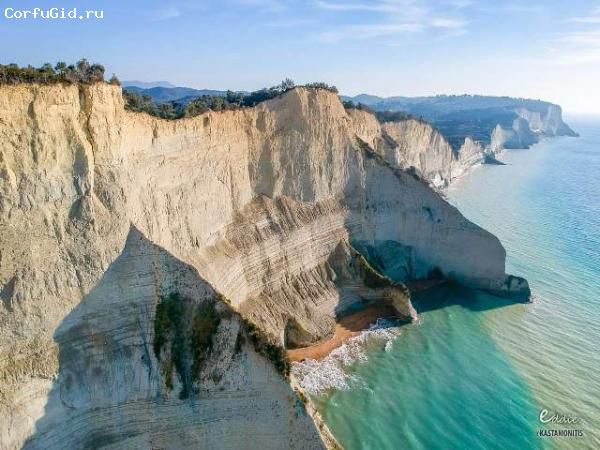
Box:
121, 80, 175, 89
348, 94, 384, 105
341, 94, 551, 118
122, 86, 228, 103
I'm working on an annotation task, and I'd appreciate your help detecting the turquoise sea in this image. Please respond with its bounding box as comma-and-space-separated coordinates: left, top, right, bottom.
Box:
311, 117, 600, 449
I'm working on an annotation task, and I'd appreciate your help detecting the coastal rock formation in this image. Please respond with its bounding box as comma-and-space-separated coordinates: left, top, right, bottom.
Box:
515, 105, 577, 137
343, 94, 577, 187
349, 111, 487, 188
0, 84, 528, 449
489, 104, 579, 153
490, 119, 537, 152
348, 111, 456, 188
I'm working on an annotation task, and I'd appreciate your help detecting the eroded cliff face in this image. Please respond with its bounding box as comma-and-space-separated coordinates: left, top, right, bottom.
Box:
0, 84, 527, 449
489, 105, 578, 153
342, 95, 577, 187
347, 103, 577, 188
348, 110, 487, 187
515, 105, 577, 137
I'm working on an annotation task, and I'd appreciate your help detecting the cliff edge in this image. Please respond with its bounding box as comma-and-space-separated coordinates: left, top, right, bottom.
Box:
0, 84, 528, 449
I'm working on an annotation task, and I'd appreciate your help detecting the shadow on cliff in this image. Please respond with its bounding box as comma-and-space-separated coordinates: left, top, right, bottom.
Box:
24, 225, 325, 450
343, 143, 524, 318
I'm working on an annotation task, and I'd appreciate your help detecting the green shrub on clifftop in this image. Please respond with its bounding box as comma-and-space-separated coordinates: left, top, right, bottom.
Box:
0, 60, 106, 85
123, 79, 340, 120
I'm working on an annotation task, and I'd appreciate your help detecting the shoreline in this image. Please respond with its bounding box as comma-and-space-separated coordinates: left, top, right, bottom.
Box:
287, 304, 398, 362
288, 280, 445, 362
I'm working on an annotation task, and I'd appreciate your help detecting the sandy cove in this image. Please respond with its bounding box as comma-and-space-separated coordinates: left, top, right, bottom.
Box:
287, 280, 446, 362
287, 304, 398, 362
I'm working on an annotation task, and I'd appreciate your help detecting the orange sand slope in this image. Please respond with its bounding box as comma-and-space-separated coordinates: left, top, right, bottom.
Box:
287, 305, 397, 362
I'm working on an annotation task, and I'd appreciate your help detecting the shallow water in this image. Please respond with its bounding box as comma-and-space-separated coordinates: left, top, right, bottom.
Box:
311, 117, 600, 449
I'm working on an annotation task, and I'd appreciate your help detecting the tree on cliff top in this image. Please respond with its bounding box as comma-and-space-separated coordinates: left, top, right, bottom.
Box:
121, 77, 341, 120
0, 60, 107, 85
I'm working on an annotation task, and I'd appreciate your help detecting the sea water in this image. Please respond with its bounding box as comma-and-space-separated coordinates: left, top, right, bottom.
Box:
304, 117, 600, 449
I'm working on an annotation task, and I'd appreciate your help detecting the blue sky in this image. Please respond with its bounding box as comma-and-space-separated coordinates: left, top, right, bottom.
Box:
2, 0, 600, 112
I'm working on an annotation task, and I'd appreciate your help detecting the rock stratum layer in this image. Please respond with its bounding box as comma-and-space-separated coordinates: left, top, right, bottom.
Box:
349, 112, 487, 188
0, 84, 528, 449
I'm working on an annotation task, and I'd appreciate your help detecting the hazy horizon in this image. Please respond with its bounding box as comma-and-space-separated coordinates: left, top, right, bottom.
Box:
2, 0, 600, 113
120, 79, 600, 116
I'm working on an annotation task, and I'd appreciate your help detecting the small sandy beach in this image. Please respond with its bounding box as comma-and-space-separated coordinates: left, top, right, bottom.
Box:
287, 304, 397, 361
287, 280, 444, 362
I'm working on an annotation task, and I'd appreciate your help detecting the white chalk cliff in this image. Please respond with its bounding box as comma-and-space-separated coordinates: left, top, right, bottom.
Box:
346, 103, 577, 188
348, 111, 487, 188
0, 84, 529, 449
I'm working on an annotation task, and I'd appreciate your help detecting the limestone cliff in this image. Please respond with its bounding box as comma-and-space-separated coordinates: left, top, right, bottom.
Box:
348, 110, 487, 188
350, 103, 576, 188
0, 84, 528, 449
343, 95, 577, 187
489, 104, 578, 153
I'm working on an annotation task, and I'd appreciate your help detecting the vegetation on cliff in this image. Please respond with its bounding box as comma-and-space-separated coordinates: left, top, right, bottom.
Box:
123, 78, 339, 120
0, 60, 119, 85
241, 318, 291, 379
190, 302, 221, 378
343, 100, 429, 125
153, 292, 221, 398
351, 245, 410, 296
153, 291, 290, 397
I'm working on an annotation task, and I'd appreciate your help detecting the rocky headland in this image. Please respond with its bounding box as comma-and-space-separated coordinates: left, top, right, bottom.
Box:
0, 83, 537, 449
343, 93, 578, 188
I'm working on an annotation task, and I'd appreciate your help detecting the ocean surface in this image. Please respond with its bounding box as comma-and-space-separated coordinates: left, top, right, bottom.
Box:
297, 117, 600, 449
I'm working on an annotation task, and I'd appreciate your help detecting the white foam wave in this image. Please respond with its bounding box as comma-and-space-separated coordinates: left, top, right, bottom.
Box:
291, 318, 401, 395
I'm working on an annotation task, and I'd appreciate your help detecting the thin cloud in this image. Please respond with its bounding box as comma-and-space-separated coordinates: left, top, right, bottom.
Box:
315, 1, 392, 12
266, 18, 317, 27
568, 6, 600, 24
319, 22, 424, 42
550, 5, 600, 64
568, 16, 600, 24
148, 6, 181, 21
559, 31, 600, 45
544, 31, 600, 65
236, 0, 288, 12
430, 17, 467, 29
315, 0, 424, 14
314, 0, 466, 42
444, 0, 475, 8
546, 49, 600, 65
479, 3, 543, 14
